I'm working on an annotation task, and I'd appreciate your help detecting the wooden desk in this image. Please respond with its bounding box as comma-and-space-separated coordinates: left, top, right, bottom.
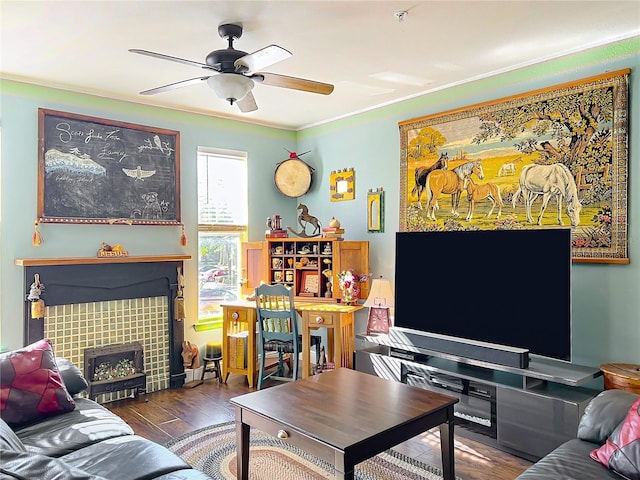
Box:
221, 301, 362, 386
297, 303, 362, 378
231, 368, 458, 480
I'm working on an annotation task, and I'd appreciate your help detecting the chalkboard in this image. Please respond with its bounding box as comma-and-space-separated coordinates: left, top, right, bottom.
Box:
38, 109, 180, 225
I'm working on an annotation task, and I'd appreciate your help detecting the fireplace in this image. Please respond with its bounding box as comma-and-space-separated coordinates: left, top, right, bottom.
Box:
16, 255, 190, 400
84, 342, 146, 401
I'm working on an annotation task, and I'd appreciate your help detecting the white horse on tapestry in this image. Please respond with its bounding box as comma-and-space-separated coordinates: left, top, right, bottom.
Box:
512, 163, 582, 226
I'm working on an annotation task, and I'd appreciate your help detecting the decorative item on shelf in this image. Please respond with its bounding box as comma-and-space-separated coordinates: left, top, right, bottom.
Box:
322, 268, 333, 297
363, 276, 394, 335
330, 168, 355, 201
32, 220, 44, 246
265, 214, 288, 238
337, 269, 370, 305
27, 274, 45, 319
367, 188, 385, 233
287, 203, 322, 238
97, 242, 129, 257
322, 216, 345, 240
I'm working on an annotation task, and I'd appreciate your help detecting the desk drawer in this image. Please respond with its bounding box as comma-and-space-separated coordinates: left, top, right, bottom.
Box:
225, 307, 249, 323
305, 311, 336, 327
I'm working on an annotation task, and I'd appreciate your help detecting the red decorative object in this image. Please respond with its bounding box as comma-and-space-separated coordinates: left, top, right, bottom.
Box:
32, 220, 43, 246
180, 224, 188, 247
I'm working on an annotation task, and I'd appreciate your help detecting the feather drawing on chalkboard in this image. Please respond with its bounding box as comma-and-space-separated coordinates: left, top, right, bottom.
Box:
122, 165, 157, 181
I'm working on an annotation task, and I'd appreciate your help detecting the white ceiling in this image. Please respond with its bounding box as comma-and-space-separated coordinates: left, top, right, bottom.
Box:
2, 1, 639, 130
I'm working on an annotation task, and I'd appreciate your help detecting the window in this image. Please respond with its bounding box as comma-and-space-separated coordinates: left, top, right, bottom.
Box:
197, 147, 247, 329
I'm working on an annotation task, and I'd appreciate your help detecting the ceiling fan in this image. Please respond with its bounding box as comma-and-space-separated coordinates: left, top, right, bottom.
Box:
129, 23, 334, 113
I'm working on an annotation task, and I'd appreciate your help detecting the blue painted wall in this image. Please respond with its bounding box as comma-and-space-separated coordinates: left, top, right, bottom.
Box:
2, 38, 638, 368
297, 38, 640, 367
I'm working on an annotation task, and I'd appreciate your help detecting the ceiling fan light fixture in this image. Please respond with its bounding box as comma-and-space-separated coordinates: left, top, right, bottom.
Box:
207, 74, 254, 104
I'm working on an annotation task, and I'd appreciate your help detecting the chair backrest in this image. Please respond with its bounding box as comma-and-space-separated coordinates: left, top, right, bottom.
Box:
255, 283, 298, 342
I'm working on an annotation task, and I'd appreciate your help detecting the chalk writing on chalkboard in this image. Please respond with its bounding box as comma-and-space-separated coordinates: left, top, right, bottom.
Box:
38, 109, 181, 225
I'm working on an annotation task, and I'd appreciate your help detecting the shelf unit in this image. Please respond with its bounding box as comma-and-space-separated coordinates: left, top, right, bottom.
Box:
241, 239, 369, 302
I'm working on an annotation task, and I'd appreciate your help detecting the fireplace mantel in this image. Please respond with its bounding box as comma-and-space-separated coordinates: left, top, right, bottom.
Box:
15, 254, 190, 267
18, 255, 191, 389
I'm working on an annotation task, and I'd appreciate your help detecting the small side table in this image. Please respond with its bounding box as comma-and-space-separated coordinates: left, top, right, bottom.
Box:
600, 363, 640, 394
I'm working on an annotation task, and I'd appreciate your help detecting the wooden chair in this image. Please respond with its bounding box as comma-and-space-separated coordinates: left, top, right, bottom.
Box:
255, 283, 300, 390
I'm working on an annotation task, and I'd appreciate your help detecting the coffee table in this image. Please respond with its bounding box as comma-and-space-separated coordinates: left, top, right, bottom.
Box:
230, 368, 458, 480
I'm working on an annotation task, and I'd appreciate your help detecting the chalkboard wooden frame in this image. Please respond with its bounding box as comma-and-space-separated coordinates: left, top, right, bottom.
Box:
38, 109, 181, 225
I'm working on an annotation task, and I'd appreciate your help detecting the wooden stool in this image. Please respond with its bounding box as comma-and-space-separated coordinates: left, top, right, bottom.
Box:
600, 363, 640, 394
201, 355, 223, 384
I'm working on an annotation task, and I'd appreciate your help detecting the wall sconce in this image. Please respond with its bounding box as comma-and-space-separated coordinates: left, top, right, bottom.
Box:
363, 277, 394, 335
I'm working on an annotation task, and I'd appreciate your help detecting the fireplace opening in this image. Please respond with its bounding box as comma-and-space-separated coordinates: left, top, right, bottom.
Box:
84, 342, 147, 401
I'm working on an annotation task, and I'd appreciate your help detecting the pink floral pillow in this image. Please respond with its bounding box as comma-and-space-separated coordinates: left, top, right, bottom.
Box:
590, 396, 640, 479
0, 339, 75, 426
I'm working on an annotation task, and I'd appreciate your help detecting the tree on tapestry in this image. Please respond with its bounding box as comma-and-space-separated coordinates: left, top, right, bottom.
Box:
471, 87, 614, 248
398, 70, 629, 263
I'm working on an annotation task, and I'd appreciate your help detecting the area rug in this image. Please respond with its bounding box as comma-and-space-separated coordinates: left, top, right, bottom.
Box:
165, 421, 458, 480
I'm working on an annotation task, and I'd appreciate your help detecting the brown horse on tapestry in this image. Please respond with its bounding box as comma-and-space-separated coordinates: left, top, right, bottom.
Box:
465, 177, 503, 221
425, 160, 485, 220
412, 152, 449, 207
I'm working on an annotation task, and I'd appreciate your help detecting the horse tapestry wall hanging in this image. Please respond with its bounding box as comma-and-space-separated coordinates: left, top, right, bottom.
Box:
398, 69, 630, 264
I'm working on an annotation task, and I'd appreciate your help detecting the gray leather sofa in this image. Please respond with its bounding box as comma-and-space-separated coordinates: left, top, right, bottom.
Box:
516, 389, 639, 479
0, 358, 212, 480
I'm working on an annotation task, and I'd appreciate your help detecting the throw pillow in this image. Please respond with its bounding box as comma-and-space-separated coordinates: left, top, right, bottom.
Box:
591, 396, 640, 480
0, 339, 75, 426
56, 357, 89, 395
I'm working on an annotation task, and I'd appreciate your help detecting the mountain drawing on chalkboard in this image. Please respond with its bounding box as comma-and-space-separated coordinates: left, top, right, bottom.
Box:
45, 149, 106, 175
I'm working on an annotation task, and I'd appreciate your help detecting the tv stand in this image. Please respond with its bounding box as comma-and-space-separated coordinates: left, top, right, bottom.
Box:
355, 333, 602, 461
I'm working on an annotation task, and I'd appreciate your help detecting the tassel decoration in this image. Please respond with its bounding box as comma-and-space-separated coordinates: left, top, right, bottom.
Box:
180, 224, 187, 247
174, 266, 185, 321
28, 274, 45, 319
32, 220, 43, 246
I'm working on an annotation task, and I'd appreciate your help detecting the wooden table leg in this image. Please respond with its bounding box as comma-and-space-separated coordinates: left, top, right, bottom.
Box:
439, 409, 456, 480
302, 316, 311, 378
235, 417, 250, 480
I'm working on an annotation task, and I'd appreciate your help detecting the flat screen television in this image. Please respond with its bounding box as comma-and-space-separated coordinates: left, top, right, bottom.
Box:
394, 228, 572, 362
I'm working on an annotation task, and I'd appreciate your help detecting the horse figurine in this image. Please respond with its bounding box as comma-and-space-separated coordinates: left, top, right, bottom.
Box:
465, 177, 503, 221
287, 203, 322, 237
412, 152, 448, 206
512, 163, 581, 226
424, 160, 485, 220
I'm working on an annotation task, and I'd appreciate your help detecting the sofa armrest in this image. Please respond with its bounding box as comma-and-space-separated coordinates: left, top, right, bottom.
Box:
577, 389, 639, 444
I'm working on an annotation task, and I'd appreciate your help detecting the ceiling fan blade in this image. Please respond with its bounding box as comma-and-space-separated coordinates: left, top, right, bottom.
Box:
129, 49, 216, 71
254, 73, 334, 95
236, 91, 258, 112
234, 45, 292, 74
139, 76, 211, 95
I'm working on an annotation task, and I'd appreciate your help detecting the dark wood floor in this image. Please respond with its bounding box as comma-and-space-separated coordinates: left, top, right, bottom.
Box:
107, 373, 532, 480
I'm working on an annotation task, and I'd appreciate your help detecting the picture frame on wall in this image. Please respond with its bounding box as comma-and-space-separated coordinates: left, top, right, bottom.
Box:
38, 108, 181, 225
367, 188, 384, 233
330, 168, 355, 201
398, 69, 630, 264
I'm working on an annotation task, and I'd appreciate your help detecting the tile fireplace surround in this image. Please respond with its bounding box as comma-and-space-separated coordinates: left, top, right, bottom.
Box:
15, 255, 190, 399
